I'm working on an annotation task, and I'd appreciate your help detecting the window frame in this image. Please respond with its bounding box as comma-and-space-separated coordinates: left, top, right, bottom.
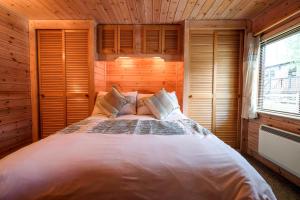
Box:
258, 26, 300, 119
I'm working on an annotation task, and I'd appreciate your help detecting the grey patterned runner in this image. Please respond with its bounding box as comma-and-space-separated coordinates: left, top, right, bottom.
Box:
87, 119, 211, 136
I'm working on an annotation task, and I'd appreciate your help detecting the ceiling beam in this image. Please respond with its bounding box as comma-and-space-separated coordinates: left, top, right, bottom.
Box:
252, 0, 300, 35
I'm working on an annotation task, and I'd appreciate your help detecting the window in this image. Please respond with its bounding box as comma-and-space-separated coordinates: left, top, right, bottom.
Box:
259, 27, 300, 118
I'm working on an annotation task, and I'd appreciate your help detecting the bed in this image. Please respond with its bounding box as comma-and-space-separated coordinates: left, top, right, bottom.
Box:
0, 112, 275, 200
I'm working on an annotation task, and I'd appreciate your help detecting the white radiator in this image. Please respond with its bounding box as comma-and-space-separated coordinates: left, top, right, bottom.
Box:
258, 125, 300, 178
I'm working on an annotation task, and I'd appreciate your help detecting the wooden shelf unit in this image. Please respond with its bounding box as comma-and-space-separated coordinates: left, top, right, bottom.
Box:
97, 24, 181, 57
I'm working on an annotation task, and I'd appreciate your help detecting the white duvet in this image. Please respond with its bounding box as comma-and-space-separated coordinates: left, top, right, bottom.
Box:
0, 113, 276, 200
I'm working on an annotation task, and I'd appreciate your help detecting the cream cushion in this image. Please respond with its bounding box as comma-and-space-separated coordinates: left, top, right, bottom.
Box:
144, 89, 177, 120
94, 88, 128, 117
137, 94, 153, 115
92, 91, 137, 116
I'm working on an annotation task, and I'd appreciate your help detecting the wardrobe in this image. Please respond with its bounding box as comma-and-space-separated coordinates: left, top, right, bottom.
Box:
37, 29, 93, 138
188, 30, 243, 148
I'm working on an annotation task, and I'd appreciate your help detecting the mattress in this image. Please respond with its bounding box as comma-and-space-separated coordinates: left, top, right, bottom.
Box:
0, 113, 276, 200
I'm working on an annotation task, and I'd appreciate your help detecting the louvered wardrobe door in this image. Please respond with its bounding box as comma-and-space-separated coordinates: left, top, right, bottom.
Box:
37, 30, 66, 138
215, 31, 242, 148
162, 25, 180, 54
100, 25, 118, 54
65, 30, 90, 125
143, 25, 162, 54
188, 31, 214, 131
118, 25, 135, 54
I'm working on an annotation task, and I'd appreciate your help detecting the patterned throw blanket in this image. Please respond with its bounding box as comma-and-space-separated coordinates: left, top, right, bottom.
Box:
60, 118, 211, 136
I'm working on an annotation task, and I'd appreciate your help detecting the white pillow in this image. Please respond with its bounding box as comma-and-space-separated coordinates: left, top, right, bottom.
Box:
92, 91, 137, 116
137, 93, 153, 115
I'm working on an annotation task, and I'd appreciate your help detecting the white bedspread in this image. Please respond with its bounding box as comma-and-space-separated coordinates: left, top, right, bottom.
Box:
0, 114, 276, 200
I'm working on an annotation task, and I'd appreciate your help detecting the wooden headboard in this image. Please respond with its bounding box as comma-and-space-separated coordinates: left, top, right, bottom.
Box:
94, 58, 184, 107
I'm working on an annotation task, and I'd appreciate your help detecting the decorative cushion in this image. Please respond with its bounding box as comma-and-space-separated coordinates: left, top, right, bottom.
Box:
137, 94, 153, 115
92, 91, 137, 116
96, 88, 129, 117
168, 91, 180, 110
144, 89, 177, 120
119, 91, 137, 115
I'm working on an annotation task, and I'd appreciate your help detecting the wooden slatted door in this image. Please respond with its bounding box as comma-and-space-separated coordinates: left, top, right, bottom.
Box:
188, 30, 242, 148
188, 31, 214, 131
37, 30, 66, 138
118, 25, 135, 54
215, 31, 242, 148
143, 25, 162, 54
65, 30, 90, 125
162, 25, 180, 54
99, 25, 118, 54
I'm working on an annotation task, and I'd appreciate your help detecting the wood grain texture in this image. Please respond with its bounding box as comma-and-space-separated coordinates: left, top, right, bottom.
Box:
0, 5, 32, 158
29, 20, 95, 141
65, 30, 90, 125
94, 61, 106, 93
215, 31, 241, 148
0, 0, 282, 24
37, 29, 92, 137
188, 30, 214, 130
252, 0, 300, 35
188, 30, 242, 148
95, 58, 184, 108
98, 24, 183, 60
143, 25, 162, 54
246, 113, 300, 186
37, 30, 66, 138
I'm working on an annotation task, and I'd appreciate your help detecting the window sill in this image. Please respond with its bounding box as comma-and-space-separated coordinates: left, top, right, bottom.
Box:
257, 110, 300, 121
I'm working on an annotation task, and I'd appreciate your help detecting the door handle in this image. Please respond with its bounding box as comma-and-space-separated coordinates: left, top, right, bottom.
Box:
188, 95, 192, 98
85, 94, 89, 98
40, 94, 45, 98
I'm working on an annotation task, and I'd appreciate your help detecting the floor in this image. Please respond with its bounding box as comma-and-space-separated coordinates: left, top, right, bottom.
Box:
245, 155, 300, 200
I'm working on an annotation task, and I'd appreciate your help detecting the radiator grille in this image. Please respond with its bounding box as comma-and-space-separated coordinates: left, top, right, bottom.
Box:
261, 125, 300, 143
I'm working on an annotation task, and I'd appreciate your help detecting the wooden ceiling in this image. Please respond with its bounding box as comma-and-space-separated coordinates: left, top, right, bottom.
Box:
0, 0, 283, 24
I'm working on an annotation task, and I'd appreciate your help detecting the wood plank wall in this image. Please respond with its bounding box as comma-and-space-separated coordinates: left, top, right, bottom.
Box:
94, 58, 184, 107
0, 5, 31, 158
94, 61, 106, 93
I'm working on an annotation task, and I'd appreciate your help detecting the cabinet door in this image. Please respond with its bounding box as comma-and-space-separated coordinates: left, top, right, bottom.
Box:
99, 25, 118, 54
188, 30, 242, 148
37, 30, 66, 138
65, 30, 90, 125
143, 25, 162, 54
118, 25, 135, 54
162, 25, 180, 54
188, 31, 214, 131
215, 31, 242, 148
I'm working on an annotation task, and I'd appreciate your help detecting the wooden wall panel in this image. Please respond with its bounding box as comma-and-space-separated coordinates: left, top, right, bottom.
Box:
95, 58, 184, 108
94, 61, 106, 93
0, 5, 31, 158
